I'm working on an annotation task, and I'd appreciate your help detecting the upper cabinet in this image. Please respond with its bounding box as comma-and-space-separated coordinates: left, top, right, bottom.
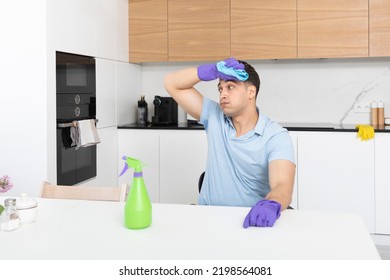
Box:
168, 0, 230, 61
231, 0, 297, 60
129, 0, 390, 62
128, 0, 168, 62
369, 0, 390, 57
298, 0, 368, 58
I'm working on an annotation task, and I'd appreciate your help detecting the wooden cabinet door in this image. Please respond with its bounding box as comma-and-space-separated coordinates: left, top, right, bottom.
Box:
129, 0, 168, 62
168, 0, 230, 61
231, 0, 297, 60
370, 0, 390, 57
298, 0, 368, 58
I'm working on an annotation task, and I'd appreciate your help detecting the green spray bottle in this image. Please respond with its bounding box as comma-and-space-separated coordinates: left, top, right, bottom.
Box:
119, 156, 152, 229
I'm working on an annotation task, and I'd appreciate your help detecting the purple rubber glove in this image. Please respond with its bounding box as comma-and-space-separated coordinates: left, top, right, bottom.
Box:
243, 199, 281, 228
197, 58, 246, 81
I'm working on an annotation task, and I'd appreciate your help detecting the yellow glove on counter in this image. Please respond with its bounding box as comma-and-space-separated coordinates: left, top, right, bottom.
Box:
356, 124, 375, 141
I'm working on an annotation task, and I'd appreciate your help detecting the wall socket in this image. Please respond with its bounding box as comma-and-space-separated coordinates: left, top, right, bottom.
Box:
354, 102, 371, 113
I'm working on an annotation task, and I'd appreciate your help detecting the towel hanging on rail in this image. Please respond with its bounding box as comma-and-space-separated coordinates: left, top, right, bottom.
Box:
70, 119, 100, 149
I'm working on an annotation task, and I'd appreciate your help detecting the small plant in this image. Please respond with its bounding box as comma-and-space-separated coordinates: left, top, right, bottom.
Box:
0, 175, 14, 215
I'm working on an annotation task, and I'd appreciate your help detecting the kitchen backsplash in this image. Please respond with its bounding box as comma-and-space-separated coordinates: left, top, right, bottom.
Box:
140, 57, 390, 125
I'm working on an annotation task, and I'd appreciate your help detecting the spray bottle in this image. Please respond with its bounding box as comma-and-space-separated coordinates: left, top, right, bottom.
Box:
119, 156, 152, 229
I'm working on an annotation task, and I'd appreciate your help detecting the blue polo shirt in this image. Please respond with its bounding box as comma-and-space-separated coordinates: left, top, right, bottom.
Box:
198, 97, 295, 207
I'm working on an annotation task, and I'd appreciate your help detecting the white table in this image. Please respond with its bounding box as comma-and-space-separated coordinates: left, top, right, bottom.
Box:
0, 198, 380, 260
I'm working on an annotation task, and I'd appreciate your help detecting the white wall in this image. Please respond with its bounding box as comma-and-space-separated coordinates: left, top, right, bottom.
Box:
0, 1, 48, 198
140, 58, 390, 125
1, 0, 134, 198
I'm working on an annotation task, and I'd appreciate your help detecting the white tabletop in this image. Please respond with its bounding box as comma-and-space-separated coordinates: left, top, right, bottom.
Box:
0, 198, 380, 260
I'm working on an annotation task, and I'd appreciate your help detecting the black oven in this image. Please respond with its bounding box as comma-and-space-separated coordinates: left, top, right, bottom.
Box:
56, 51, 97, 185
56, 51, 96, 94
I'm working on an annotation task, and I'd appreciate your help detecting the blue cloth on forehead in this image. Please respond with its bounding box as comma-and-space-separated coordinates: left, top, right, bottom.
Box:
216, 61, 249, 81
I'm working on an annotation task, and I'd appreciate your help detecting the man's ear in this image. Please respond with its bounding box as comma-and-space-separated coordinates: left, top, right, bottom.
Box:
247, 85, 256, 99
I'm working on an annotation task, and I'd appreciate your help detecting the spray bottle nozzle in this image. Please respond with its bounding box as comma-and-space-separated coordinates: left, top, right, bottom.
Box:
119, 156, 145, 177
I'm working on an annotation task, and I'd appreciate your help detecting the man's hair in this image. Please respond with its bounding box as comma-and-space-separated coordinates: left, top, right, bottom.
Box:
239, 60, 260, 97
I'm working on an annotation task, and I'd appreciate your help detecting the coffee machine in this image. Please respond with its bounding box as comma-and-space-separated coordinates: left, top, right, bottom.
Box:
151, 95, 178, 125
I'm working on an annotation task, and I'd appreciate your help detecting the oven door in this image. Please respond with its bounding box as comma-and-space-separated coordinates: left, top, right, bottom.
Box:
56, 127, 96, 185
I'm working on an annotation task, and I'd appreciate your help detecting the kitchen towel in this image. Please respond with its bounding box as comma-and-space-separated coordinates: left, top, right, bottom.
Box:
70, 119, 100, 149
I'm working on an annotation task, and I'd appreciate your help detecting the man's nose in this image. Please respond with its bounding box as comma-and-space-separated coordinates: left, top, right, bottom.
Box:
219, 89, 228, 98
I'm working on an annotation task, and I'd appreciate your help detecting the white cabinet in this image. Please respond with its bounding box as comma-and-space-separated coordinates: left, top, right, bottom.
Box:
118, 130, 160, 203
49, 0, 97, 56
115, 0, 129, 62
96, 58, 116, 128
117, 129, 207, 204
159, 130, 207, 204
375, 133, 390, 234
288, 131, 299, 209
297, 132, 375, 232
96, 0, 116, 60
49, 0, 127, 59
116, 61, 142, 126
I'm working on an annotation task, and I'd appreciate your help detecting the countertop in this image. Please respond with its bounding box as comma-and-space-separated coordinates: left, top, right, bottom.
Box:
118, 122, 390, 132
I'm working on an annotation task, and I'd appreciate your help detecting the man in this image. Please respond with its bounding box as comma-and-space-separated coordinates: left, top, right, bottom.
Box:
164, 58, 296, 227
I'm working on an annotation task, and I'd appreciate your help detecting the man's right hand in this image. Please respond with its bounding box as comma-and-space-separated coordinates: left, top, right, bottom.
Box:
197, 58, 247, 81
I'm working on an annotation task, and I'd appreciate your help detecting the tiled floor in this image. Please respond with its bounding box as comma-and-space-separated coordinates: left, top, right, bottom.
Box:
376, 245, 390, 260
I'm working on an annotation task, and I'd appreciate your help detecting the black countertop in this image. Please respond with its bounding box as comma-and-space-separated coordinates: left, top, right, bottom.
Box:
118, 122, 390, 132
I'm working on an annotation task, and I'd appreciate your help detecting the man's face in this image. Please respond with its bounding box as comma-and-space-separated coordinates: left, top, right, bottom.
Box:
217, 80, 254, 117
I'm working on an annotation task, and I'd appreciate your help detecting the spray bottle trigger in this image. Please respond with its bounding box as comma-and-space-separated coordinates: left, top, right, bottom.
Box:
119, 163, 129, 177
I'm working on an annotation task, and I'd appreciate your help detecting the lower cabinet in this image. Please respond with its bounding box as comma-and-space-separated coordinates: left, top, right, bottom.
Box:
159, 130, 207, 204
297, 132, 375, 233
288, 131, 299, 209
118, 129, 207, 204
118, 130, 160, 203
118, 129, 390, 235
375, 133, 390, 234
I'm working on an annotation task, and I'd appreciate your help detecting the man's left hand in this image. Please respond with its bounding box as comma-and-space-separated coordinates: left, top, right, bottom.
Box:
243, 199, 281, 228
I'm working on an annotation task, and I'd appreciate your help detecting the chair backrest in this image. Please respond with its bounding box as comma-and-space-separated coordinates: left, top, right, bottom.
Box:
40, 181, 127, 202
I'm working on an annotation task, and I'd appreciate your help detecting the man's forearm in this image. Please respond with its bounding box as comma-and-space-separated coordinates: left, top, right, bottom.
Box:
164, 68, 200, 92
265, 185, 293, 211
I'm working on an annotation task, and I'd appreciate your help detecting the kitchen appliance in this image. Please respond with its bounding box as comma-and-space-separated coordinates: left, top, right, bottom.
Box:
56, 51, 97, 185
151, 96, 178, 125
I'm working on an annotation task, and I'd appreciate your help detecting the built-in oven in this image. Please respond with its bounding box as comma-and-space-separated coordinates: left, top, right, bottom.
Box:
56, 51, 97, 185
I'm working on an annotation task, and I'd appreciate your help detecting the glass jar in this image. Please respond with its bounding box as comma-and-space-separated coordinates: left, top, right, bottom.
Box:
0, 198, 20, 231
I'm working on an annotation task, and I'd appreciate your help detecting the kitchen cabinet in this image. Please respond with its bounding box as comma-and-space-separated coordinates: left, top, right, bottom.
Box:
168, 0, 230, 62
96, 58, 117, 128
49, 0, 97, 56
117, 129, 207, 204
374, 133, 390, 234
231, 0, 297, 60
97, 0, 116, 60
288, 131, 299, 209
118, 130, 160, 202
369, 0, 390, 57
297, 0, 368, 58
116, 61, 142, 126
297, 132, 375, 232
128, 0, 168, 62
159, 130, 207, 204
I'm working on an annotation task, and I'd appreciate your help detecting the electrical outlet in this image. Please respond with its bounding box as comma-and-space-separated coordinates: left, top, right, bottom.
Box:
354, 102, 371, 113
